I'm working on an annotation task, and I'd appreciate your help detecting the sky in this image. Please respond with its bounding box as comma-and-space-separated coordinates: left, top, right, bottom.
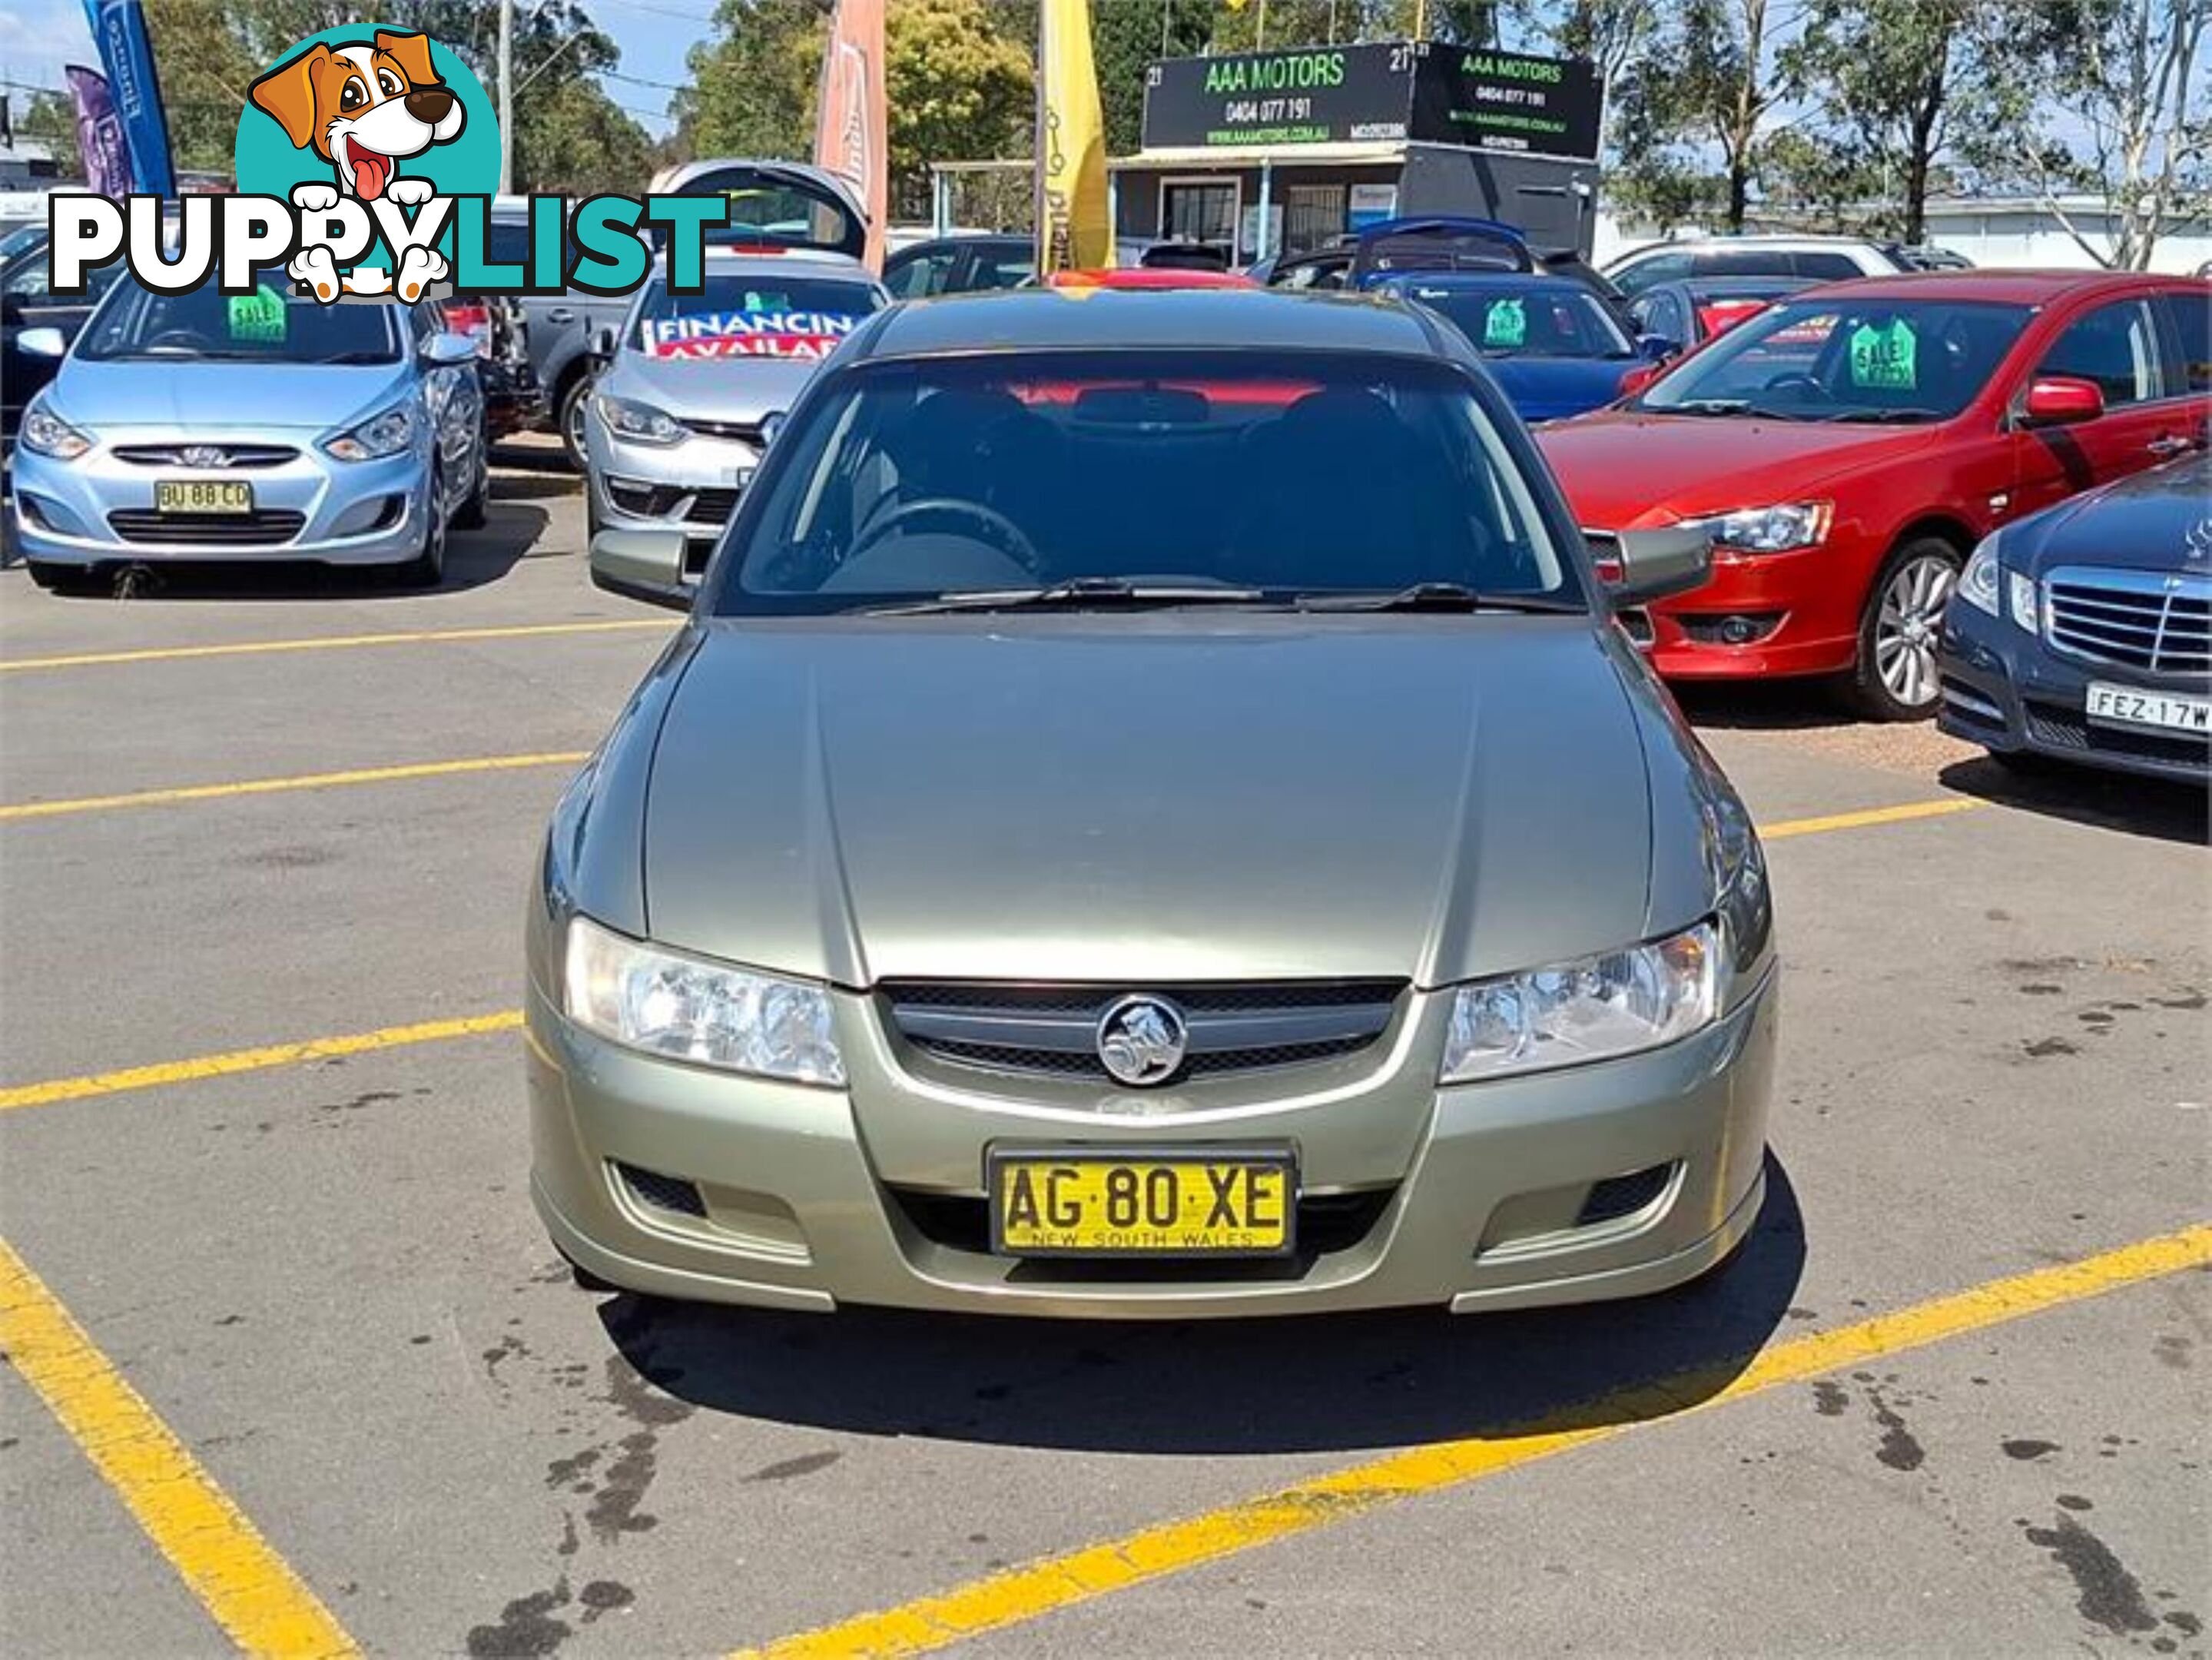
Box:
0, 0, 702, 143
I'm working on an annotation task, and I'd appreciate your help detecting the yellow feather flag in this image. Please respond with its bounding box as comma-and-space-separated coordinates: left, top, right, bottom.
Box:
1036, 0, 1113, 274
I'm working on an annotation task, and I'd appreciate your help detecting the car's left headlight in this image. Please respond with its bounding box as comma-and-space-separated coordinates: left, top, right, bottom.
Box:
19, 400, 93, 460
323, 404, 414, 462
597, 394, 687, 446
562, 913, 845, 1086
1707, 502, 1831, 553
1440, 921, 1721, 1084
1958, 533, 2039, 635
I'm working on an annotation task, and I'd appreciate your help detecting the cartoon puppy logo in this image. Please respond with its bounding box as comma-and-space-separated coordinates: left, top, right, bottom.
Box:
249, 30, 463, 300
250, 31, 464, 201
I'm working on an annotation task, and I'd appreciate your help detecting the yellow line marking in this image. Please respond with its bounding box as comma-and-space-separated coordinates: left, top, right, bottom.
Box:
0, 1012, 526, 1112
1759, 796, 1987, 840
0, 618, 672, 675
737, 1222, 2212, 1660
0, 1236, 360, 1658
0, 751, 589, 822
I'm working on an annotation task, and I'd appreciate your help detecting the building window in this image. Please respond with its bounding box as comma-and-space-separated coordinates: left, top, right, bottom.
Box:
1160, 180, 1238, 248
1284, 184, 1346, 255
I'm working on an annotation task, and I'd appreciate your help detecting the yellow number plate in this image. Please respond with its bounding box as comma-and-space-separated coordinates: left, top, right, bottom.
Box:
989, 1150, 1295, 1257
155, 480, 254, 515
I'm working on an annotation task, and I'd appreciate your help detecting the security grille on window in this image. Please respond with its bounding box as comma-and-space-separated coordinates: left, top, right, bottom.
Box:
1285, 184, 1346, 256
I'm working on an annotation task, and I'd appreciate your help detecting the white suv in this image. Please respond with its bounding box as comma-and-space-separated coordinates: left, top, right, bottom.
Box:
1603, 237, 1909, 299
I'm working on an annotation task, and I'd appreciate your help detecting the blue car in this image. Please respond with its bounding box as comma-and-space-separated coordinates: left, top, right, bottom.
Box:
1373, 271, 1666, 425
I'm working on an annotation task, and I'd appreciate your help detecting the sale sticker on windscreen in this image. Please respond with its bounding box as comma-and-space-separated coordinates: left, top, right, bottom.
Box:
642, 307, 867, 361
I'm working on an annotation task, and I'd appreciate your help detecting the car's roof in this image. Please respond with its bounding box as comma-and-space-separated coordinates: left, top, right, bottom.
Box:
862, 288, 1444, 360
1789, 268, 2199, 304
1375, 271, 1587, 294
1620, 234, 1879, 252
1669, 275, 1817, 296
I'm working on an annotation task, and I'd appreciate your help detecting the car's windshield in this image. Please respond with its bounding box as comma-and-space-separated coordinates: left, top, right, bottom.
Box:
0, 224, 46, 266
1400, 283, 1634, 360
76, 275, 402, 364
715, 350, 1580, 614
1638, 297, 2031, 421
631, 271, 882, 361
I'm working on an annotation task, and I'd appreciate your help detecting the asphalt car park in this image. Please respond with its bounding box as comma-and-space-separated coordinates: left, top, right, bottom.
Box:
1, 447, 2207, 1658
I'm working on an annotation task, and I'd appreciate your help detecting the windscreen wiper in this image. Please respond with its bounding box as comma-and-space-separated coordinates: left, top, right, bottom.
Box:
1819, 407, 1943, 423
1292, 581, 1579, 615
861, 576, 1266, 616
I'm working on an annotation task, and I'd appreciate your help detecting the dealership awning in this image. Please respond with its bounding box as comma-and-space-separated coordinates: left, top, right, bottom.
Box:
1117, 142, 1408, 171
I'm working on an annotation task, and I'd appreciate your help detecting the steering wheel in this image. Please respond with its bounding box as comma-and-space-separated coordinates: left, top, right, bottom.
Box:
145, 328, 220, 354
847, 496, 1042, 575
1761, 371, 1831, 400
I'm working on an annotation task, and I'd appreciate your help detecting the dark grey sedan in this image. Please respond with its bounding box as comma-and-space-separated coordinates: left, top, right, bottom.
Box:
1941, 450, 2210, 782
529, 288, 1779, 1318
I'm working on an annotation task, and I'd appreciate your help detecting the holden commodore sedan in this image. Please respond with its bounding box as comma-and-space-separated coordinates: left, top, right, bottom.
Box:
529, 289, 1778, 1319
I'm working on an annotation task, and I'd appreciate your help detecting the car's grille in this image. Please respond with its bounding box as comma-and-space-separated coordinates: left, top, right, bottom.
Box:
2024, 700, 2209, 768
888, 1184, 1393, 1260
685, 488, 741, 526
882, 979, 1404, 1084
685, 417, 768, 445
107, 509, 305, 546
2045, 566, 2210, 676
613, 1161, 708, 1218
111, 443, 299, 469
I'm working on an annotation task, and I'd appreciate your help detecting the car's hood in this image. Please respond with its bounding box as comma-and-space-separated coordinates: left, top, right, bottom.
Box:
2007, 450, 2212, 578
1484, 357, 1630, 423
640, 617, 1665, 988
1536, 410, 1942, 527
51, 359, 410, 435
605, 349, 825, 422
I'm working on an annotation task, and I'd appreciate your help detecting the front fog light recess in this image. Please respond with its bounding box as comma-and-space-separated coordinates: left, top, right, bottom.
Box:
1441, 921, 1720, 1083
562, 914, 844, 1084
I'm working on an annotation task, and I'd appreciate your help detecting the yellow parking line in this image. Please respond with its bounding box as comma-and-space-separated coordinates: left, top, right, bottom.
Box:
0, 618, 672, 675
0, 751, 589, 822
0, 1011, 525, 1112
738, 1221, 2212, 1660
1760, 796, 1986, 839
0, 1236, 360, 1658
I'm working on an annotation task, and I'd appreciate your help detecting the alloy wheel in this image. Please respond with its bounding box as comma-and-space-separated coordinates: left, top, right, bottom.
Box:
1873, 553, 1956, 709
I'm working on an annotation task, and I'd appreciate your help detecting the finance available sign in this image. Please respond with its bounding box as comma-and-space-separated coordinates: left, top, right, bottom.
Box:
1142, 42, 1600, 162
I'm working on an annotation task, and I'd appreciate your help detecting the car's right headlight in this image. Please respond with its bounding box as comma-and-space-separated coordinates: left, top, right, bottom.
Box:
19, 400, 92, 460
1440, 921, 1721, 1084
596, 394, 686, 446
561, 913, 844, 1085
1957, 535, 2001, 616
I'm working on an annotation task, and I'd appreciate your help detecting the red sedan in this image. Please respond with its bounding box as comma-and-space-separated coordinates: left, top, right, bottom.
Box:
1538, 271, 2210, 717
1043, 268, 1258, 290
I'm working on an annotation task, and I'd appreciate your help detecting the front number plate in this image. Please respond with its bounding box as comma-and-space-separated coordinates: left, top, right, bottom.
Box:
2086, 681, 2212, 735
155, 480, 254, 515
988, 1150, 1295, 1257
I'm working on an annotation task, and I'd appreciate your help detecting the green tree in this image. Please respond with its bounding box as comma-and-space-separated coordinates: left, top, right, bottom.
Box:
18, 91, 84, 179
1780, 0, 2033, 244
887, 0, 1033, 208
669, 0, 826, 163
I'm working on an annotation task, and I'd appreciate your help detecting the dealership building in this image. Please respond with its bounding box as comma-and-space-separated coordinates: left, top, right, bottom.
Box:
1106, 40, 1604, 263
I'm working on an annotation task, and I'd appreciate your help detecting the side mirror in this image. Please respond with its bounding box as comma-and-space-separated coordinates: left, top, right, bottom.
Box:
1635, 333, 1678, 361
590, 528, 691, 609
422, 330, 478, 367
1608, 523, 1712, 606
15, 325, 67, 359
589, 325, 617, 366
2018, 375, 2104, 429
1617, 361, 1663, 398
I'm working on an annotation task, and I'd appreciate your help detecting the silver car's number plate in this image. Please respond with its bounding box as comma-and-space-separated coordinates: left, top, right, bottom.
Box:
156, 480, 254, 515
2086, 682, 2212, 735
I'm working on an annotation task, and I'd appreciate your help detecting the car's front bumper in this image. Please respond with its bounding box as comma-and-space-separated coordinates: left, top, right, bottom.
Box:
1938, 602, 2210, 782
9, 437, 433, 566
584, 411, 760, 579
526, 962, 1779, 1320
1608, 541, 1862, 682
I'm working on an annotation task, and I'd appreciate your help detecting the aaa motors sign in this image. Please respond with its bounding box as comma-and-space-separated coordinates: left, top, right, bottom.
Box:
642, 309, 864, 360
